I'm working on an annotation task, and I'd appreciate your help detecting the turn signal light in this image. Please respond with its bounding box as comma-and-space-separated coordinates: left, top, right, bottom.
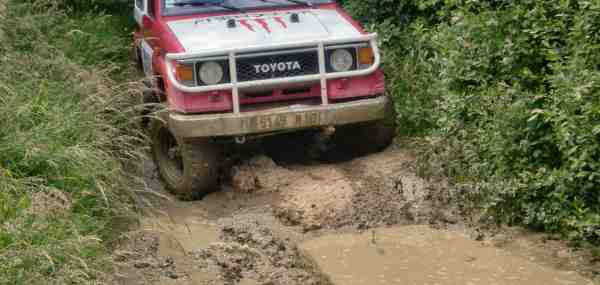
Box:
358, 47, 374, 65
175, 63, 194, 83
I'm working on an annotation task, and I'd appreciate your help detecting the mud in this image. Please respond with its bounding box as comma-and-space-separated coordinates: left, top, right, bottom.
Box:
300, 225, 594, 285
27, 189, 72, 216
192, 221, 329, 285
114, 141, 600, 284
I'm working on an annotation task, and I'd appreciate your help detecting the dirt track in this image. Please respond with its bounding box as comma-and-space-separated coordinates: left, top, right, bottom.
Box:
113, 139, 600, 284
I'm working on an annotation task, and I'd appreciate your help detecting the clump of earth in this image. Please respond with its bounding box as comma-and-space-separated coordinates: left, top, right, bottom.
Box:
191, 222, 330, 285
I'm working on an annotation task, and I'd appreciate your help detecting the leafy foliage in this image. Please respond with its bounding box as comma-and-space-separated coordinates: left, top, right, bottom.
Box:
342, 0, 600, 243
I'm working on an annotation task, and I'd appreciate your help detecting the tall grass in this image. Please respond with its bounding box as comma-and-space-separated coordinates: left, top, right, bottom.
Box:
0, 0, 142, 283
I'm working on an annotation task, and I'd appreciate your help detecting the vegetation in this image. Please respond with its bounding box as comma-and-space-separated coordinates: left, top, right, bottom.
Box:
1, 0, 599, 282
342, 0, 600, 244
0, 0, 140, 283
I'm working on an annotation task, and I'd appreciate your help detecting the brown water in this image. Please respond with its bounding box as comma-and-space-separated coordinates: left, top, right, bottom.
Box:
140, 215, 219, 253
300, 225, 594, 285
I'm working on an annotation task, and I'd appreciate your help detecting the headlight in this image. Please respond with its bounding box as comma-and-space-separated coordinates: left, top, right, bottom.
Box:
198, 61, 224, 85
329, 49, 354, 72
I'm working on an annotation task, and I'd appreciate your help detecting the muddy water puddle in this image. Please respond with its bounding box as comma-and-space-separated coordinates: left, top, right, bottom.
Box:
142, 216, 220, 253
121, 150, 599, 285
300, 225, 594, 285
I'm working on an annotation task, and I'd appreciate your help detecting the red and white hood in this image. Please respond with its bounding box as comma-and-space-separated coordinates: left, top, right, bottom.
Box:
166, 9, 362, 53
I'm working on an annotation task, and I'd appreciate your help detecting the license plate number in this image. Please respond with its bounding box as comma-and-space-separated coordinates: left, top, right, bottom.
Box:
241, 112, 321, 132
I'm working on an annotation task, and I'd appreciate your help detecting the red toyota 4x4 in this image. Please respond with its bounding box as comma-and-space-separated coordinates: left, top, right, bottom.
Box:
133, 0, 395, 199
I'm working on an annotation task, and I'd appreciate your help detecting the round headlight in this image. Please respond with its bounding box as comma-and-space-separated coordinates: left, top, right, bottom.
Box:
330, 49, 354, 72
199, 61, 224, 85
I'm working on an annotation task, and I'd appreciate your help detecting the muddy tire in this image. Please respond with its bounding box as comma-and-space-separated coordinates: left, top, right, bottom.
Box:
151, 120, 220, 200
329, 97, 396, 156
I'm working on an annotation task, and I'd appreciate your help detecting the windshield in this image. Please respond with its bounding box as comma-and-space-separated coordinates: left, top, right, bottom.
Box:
162, 0, 336, 16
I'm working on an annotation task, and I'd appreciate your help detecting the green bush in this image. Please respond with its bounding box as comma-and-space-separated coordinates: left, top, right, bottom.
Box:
340, 0, 446, 135
343, 0, 600, 243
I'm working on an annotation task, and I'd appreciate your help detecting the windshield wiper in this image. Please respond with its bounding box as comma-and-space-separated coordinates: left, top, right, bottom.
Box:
173, 0, 245, 12
259, 0, 314, 8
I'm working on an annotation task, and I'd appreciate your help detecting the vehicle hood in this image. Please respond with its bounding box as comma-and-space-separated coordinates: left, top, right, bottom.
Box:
166, 9, 362, 53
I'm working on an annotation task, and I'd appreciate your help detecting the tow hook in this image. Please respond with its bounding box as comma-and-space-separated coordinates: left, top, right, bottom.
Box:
321, 126, 336, 137
315, 126, 336, 152
234, 136, 247, 144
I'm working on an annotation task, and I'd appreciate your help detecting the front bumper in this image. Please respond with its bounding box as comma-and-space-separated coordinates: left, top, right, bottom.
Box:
167, 96, 388, 138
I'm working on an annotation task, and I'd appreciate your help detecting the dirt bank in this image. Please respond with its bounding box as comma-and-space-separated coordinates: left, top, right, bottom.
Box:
113, 142, 600, 284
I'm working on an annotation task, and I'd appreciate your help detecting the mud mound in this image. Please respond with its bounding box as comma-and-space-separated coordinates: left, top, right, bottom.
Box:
231, 156, 353, 231
274, 166, 354, 231
114, 232, 183, 284
267, 149, 457, 231
216, 148, 455, 233
230, 150, 457, 232
230, 155, 300, 193
27, 189, 72, 216
342, 169, 445, 229
191, 222, 330, 285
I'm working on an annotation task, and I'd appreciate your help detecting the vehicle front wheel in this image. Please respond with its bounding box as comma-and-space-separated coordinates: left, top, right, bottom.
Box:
151, 120, 220, 200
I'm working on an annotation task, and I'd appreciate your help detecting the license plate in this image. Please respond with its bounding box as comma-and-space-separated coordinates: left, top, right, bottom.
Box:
240, 111, 321, 132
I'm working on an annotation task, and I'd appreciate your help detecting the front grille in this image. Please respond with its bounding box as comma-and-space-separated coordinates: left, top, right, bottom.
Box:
236, 50, 319, 82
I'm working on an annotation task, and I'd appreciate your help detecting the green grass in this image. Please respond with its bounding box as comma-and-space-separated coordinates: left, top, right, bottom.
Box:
0, 0, 141, 283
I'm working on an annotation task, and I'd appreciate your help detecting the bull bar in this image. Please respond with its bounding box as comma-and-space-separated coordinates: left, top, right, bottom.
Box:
163, 33, 388, 138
